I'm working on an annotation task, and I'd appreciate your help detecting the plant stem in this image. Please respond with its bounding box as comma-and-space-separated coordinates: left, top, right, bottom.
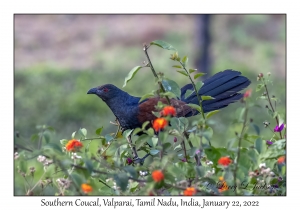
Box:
100, 124, 121, 157
81, 137, 105, 141
233, 103, 248, 195
262, 78, 283, 139
179, 61, 206, 120
37, 128, 45, 150
143, 44, 171, 105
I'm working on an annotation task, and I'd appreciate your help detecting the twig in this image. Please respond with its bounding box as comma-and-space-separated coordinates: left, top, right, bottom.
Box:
143, 44, 171, 105
262, 78, 283, 139
37, 128, 45, 150
179, 61, 206, 120
126, 135, 139, 158
100, 124, 121, 157
233, 103, 248, 195
81, 137, 105, 141
56, 159, 83, 196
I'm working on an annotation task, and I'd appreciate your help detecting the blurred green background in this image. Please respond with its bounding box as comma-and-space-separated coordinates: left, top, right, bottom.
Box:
14, 14, 286, 148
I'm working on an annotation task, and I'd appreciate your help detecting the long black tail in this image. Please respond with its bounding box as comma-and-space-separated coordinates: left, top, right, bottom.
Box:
181, 69, 250, 116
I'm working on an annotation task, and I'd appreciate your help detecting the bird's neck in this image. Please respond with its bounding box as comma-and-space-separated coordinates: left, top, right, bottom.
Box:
103, 92, 140, 129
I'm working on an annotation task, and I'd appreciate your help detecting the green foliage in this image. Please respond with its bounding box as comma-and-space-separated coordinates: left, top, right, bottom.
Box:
14, 40, 286, 196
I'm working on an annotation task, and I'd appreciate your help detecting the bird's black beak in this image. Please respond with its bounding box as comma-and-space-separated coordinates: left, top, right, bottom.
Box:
87, 87, 97, 94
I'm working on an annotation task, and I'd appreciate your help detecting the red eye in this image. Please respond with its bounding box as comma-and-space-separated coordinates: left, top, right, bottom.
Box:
103, 87, 109, 92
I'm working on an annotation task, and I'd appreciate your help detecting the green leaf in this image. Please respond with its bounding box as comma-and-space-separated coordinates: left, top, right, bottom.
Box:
146, 128, 154, 137
70, 173, 83, 188
203, 126, 213, 141
60, 139, 68, 146
142, 121, 150, 130
201, 95, 215, 100
206, 110, 220, 119
256, 84, 264, 92
195, 166, 206, 177
104, 134, 114, 143
124, 166, 137, 179
172, 65, 182, 69
194, 72, 206, 79
187, 104, 202, 113
150, 137, 158, 148
177, 70, 188, 76
182, 56, 188, 67
160, 91, 178, 99
96, 127, 103, 136
204, 147, 222, 163
123, 66, 143, 87
139, 92, 155, 103
19, 160, 27, 173
150, 40, 177, 51
31, 134, 39, 142
71, 131, 76, 139
84, 159, 94, 175
162, 79, 181, 98
123, 129, 133, 139
184, 89, 194, 99
189, 69, 197, 74
251, 124, 260, 135
114, 172, 129, 191
132, 128, 142, 136
261, 139, 286, 160
195, 81, 203, 92
189, 147, 198, 157
79, 128, 87, 138
224, 170, 234, 180
150, 149, 160, 155
43, 143, 62, 154
43, 132, 50, 143
255, 138, 262, 154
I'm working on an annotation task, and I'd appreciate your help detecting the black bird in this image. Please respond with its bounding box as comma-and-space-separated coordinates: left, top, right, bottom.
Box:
87, 69, 250, 131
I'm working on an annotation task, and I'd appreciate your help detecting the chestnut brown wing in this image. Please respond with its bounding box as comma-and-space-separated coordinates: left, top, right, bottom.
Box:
137, 98, 195, 124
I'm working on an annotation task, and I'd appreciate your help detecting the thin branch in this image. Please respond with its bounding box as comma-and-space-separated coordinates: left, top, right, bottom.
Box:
143, 44, 171, 105
126, 135, 139, 158
100, 124, 121, 157
233, 103, 248, 195
81, 137, 105, 141
262, 78, 283, 139
179, 61, 206, 120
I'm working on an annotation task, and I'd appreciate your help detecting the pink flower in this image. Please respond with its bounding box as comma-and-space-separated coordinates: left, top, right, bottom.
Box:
274, 124, 284, 132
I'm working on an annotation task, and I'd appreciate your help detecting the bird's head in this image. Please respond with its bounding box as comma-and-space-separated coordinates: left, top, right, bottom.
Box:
87, 84, 127, 102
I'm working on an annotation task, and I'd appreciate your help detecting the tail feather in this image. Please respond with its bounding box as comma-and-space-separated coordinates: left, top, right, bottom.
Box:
181, 69, 250, 115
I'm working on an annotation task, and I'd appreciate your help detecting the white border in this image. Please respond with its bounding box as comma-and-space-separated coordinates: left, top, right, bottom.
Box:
1, 0, 297, 209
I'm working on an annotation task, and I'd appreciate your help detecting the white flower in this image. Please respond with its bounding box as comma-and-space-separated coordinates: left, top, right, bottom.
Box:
37, 155, 46, 163
259, 163, 266, 168
71, 153, 82, 159
139, 171, 148, 176
206, 161, 213, 166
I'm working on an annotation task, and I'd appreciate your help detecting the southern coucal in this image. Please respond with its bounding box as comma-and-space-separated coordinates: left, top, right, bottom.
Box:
87, 69, 250, 131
